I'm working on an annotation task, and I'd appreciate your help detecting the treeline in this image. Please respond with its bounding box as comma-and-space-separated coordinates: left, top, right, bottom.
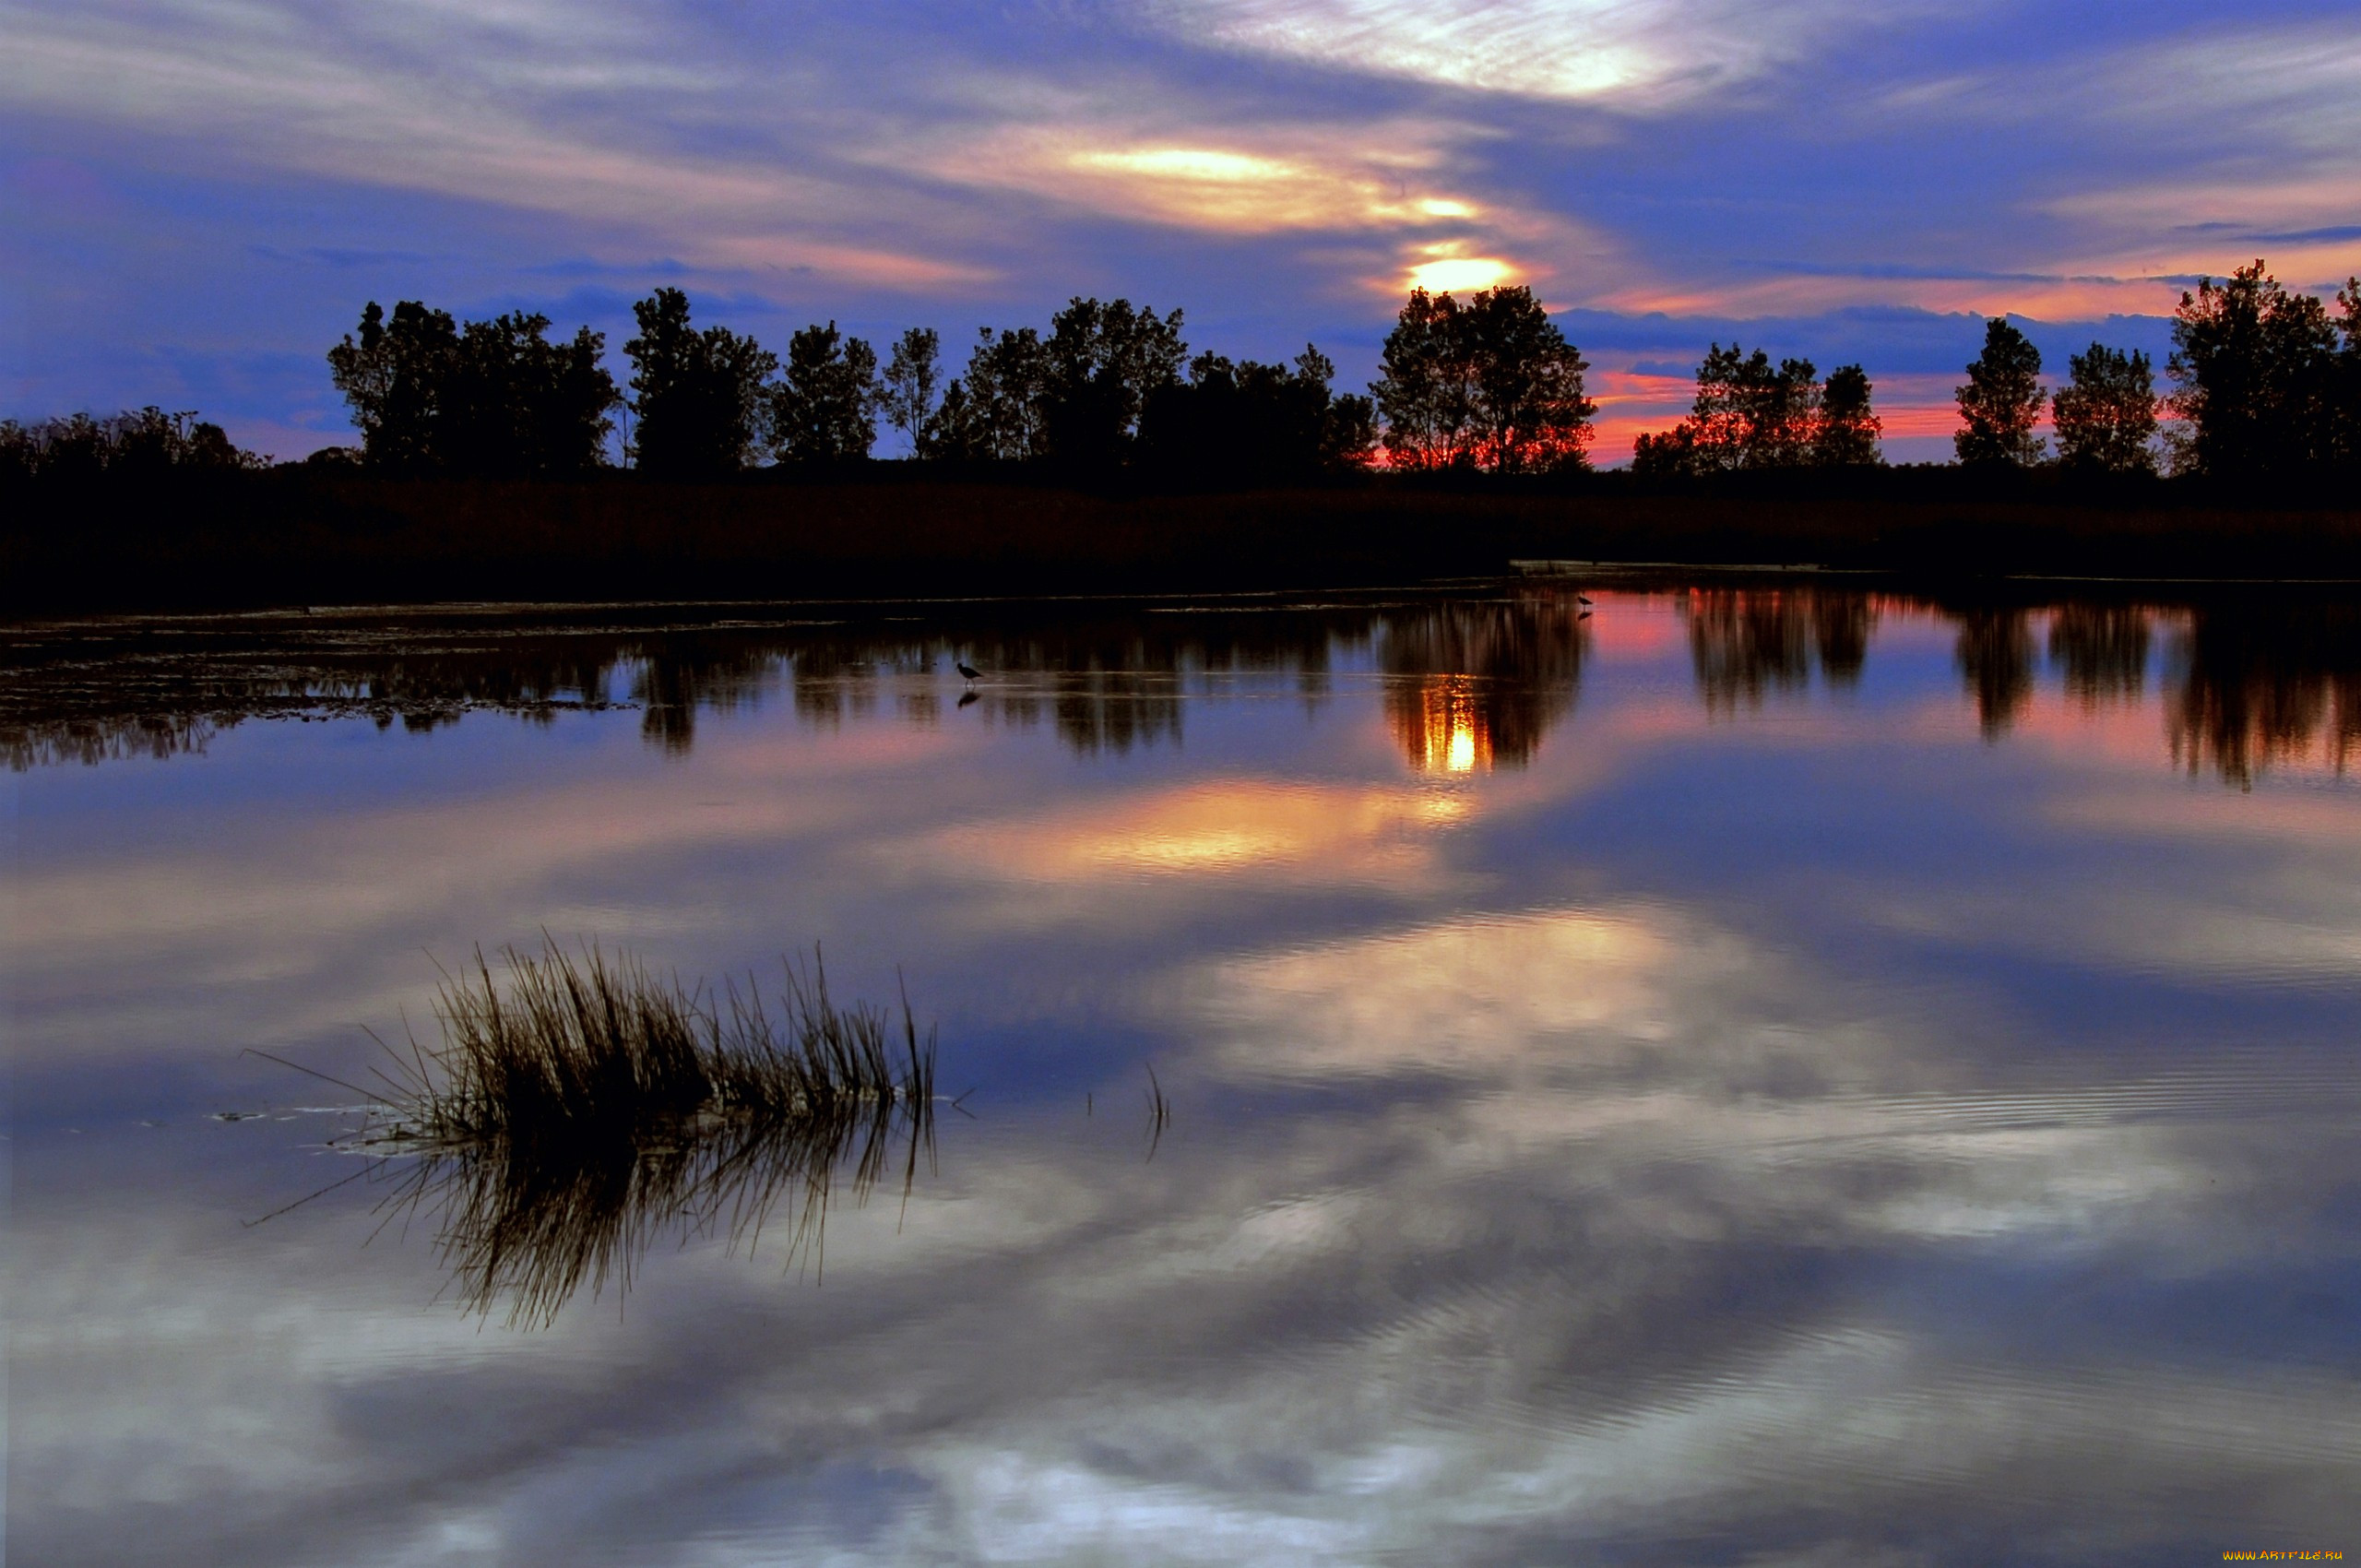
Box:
1631, 351, 1881, 474
277, 257, 2361, 489
316, 282, 1595, 482
0, 407, 264, 481
1635, 259, 2360, 482
7, 260, 2355, 492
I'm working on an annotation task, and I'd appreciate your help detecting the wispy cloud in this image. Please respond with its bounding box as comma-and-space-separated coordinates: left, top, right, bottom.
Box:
1138, 0, 1933, 110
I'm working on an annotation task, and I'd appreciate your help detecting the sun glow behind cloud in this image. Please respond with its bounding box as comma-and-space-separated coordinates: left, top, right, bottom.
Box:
1027, 140, 1490, 233
1405, 253, 1515, 293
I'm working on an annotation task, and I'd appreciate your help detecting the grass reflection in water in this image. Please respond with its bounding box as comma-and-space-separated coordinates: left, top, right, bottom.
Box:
339, 942, 937, 1328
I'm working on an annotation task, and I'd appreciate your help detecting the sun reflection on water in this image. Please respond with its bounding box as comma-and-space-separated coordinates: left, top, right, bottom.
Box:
1394, 675, 1493, 774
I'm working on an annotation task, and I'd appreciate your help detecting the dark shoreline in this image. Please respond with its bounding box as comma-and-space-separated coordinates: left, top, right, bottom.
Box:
7, 469, 2360, 612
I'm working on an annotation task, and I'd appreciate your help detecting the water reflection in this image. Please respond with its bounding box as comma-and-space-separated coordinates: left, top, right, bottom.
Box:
8, 586, 2361, 785
1382, 590, 1587, 771
1956, 608, 2039, 737
1684, 588, 1875, 713
2167, 600, 2361, 786
16, 576, 2361, 1565
2049, 603, 2153, 707
367, 1087, 932, 1329
325, 943, 942, 1329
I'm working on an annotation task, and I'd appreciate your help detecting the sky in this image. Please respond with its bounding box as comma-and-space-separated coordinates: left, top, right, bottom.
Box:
3, 0, 2358, 462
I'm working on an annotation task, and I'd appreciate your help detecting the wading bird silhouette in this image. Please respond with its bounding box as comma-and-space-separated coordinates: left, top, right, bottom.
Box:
955, 660, 981, 683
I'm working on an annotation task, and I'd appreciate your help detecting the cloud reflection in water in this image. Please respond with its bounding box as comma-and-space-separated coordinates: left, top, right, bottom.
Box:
9, 582, 2361, 1563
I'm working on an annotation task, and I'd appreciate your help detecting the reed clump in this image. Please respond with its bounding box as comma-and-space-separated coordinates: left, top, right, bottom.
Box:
365, 940, 935, 1325
396, 941, 935, 1146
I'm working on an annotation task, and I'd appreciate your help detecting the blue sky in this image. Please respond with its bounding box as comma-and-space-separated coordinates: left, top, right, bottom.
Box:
4, 0, 2356, 460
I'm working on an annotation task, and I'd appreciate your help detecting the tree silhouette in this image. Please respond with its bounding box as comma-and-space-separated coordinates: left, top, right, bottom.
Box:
0, 407, 257, 481
1633, 344, 1847, 472
915, 301, 1185, 469
881, 327, 942, 457
1373, 286, 1592, 471
329, 303, 617, 477
1814, 364, 1882, 466
2339, 279, 2361, 472
443, 314, 617, 478
328, 301, 458, 472
1137, 344, 1368, 482
1041, 297, 1187, 470
1954, 318, 2047, 467
2052, 343, 2158, 474
770, 321, 880, 465
1372, 289, 1477, 470
624, 288, 776, 479
1323, 388, 1379, 469
2167, 261, 2341, 479
926, 327, 1049, 462
1463, 285, 1595, 472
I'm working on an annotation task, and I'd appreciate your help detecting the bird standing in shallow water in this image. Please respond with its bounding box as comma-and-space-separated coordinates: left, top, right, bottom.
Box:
955, 660, 981, 683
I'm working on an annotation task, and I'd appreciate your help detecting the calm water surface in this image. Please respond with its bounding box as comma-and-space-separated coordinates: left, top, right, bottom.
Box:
6, 580, 2360, 1564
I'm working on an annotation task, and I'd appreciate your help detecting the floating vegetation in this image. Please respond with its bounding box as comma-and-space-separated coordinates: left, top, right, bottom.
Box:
326, 941, 935, 1327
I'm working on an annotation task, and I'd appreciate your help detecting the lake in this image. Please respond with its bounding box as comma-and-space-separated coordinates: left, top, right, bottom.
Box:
7, 577, 2359, 1564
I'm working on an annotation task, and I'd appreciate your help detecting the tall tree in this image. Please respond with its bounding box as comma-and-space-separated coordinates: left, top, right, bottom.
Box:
2051, 343, 2158, 474
328, 302, 614, 477
1954, 318, 2048, 467
440, 313, 618, 478
624, 288, 776, 478
327, 300, 459, 472
1629, 423, 1701, 477
881, 327, 943, 457
770, 321, 880, 465
1462, 285, 1595, 472
1323, 386, 1380, 470
2167, 261, 2341, 478
2336, 279, 2361, 472
1371, 289, 1477, 470
1813, 364, 1882, 466
1745, 353, 1820, 468
927, 327, 1050, 462
1633, 344, 1823, 473
1136, 343, 1368, 482
1041, 298, 1187, 469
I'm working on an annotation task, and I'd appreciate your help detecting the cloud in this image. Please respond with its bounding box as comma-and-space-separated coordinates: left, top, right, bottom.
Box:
926, 121, 1492, 236
0, 0, 996, 290
1139, 0, 1924, 110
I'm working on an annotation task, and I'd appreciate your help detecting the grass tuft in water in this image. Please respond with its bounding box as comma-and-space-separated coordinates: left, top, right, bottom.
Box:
357, 940, 935, 1326
393, 941, 935, 1146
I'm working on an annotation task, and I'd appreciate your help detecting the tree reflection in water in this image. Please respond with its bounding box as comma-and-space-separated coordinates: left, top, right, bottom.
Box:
1956, 608, 2039, 738
2048, 603, 2153, 707
1683, 588, 1878, 714
6, 588, 2360, 786
2166, 600, 2361, 787
1381, 588, 1588, 772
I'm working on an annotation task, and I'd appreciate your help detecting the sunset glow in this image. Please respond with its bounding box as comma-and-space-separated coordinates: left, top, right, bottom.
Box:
5, 0, 2355, 461
1406, 255, 1517, 294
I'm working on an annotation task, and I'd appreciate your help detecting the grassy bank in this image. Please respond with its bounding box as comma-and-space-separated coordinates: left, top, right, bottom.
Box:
7, 469, 2361, 611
